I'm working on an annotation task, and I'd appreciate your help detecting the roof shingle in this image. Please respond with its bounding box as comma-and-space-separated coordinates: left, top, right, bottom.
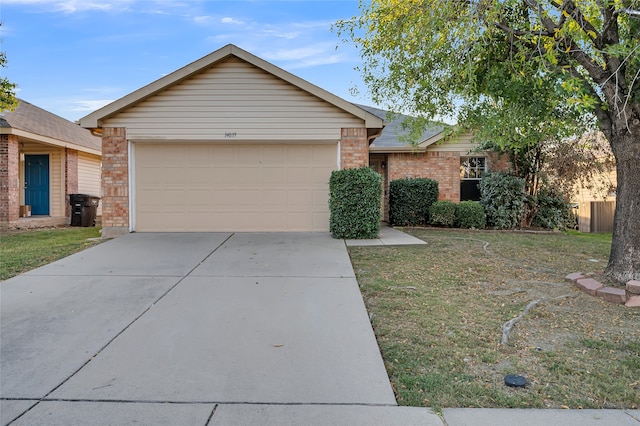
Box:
1, 99, 101, 152
354, 104, 444, 148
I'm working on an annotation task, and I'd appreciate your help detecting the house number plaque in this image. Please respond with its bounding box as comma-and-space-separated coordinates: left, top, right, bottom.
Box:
225, 132, 237, 138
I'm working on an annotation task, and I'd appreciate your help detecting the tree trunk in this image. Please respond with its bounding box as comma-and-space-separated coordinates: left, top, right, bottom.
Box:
605, 120, 640, 284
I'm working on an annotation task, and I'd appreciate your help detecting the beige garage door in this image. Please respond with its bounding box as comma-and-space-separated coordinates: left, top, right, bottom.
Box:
134, 143, 336, 232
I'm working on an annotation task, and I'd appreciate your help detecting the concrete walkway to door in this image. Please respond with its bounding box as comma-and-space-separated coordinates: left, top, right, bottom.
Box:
1, 232, 440, 425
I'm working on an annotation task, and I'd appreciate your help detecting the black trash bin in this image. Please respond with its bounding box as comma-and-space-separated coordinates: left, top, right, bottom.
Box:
70, 194, 100, 227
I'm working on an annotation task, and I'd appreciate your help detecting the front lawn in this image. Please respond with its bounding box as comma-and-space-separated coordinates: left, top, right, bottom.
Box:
348, 228, 639, 413
0, 227, 103, 281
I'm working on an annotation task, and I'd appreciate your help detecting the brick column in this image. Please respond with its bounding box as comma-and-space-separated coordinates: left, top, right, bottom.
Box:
0, 134, 20, 232
64, 148, 78, 217
101, 127, 129, 237
340, 128, 369, 168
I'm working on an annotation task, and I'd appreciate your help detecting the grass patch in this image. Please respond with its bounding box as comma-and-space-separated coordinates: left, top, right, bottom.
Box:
349, 228, 638, 413
0, 227, 103, 280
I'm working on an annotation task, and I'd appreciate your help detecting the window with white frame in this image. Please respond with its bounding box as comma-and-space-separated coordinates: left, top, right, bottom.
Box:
460, 157, 486, 180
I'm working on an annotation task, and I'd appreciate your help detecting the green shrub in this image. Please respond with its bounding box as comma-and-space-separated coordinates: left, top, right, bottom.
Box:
479, 172, 526, 229
456, 201, 486, 229
389, 178, 439, 226
329, 167, 382, 239
429, 201, 457, 227
532, 189, 573, 230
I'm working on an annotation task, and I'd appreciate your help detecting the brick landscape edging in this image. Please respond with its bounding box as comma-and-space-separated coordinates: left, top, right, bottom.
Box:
565, 274, 640, 308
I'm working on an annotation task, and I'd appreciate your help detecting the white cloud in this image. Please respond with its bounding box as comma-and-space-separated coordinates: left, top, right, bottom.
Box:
259, 42, 346, 69
72, 99, 114, 112
2, 0, 131, 13
262, 46, 326, 61
260, 29, 300, 40
194, 15, 213, 24
206, 34, 234, 43
195, 16, 245, 26
287, 54, 344, 69
221, 17, 245, 25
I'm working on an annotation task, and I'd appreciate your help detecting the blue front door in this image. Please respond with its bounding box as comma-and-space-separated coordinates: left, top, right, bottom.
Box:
25, 155, 50, 215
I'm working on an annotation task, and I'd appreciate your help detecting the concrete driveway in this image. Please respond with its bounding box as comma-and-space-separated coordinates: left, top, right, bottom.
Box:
1, 232, 441, 425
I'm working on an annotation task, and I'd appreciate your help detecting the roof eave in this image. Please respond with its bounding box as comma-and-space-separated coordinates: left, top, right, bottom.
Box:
79, 44, 385, 130
0, 128, 101, 156
368, 145, 425, 153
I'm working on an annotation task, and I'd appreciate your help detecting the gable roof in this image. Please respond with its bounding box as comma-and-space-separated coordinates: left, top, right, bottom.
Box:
355, 104, 445, 151
0, 99, 101, 155
80, 44, 384, 130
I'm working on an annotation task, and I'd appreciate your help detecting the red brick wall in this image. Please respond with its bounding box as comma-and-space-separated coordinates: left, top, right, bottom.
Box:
101, 127, 129, 236
0, 134, 20, 230
388, 151, 461, 202
64, 148, 78, 217
487, 151, 511, 172
340, 128, 369, 168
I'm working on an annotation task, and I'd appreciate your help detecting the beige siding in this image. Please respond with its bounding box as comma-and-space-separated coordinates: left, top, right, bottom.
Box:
78, 152, 103, 216
134, 143, 336, 232
104, 58, 363, 141
50, 150, 63, 217
424, 133, 479, 153
574, 170, 617, 203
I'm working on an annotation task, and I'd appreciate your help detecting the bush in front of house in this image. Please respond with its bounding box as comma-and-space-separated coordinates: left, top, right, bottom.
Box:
329, 167, 382, 239
479, 172, 526, 229
429, 201, 457, 227
531, 188, 574, 230
456, 201, 487, 229
389, 178, 439, 226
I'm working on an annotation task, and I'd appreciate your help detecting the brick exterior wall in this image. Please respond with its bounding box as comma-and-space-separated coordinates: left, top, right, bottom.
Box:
340, 128, 369, 168
487, 151, 511, 173
64, 148, 78, 217
388, 151, 462, 202
101, 127, 129, 237
0, 134, 20, 231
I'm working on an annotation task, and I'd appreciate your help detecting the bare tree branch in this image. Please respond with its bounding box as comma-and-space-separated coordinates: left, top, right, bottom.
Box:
614, 8, 640, 17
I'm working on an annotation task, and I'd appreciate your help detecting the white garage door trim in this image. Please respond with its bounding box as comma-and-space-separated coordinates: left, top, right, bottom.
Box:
131, 141, 337, 232
129, 140, 136, 232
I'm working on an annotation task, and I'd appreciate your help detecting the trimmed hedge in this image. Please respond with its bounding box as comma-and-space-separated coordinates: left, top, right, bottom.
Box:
429, 201, 457, 227
389, 178, 439, 226
456, 201, 487, 229
329, 167, 382, 239
479, 172, 526, 229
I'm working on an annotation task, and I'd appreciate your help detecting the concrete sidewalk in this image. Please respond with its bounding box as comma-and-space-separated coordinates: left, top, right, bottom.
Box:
345, 224, 426, 246
1, 231, 636, 425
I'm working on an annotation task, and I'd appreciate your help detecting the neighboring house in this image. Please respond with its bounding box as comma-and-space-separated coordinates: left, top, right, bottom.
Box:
0, 100, 102, 231
571, 136, 617, 233
574, 173, 617, 233
78, 44, 506, 237
359, 105, 509, 221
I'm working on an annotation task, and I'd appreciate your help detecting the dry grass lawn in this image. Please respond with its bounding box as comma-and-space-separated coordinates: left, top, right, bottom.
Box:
348, 228, 639, 413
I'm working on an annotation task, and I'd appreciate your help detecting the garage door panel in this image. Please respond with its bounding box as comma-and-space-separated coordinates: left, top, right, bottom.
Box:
313, 146, 336, 162
261, 146, 286, 162
287, 190, 313, 208
313, 190, 329, 207
135, 143, 335, 232
313, 168, 332, 185
261, 167, 287, 184
286, 146, 312, 162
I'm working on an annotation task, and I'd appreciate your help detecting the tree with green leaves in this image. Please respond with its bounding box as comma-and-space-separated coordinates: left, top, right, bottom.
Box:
1, 23, 18, 112
336, 0, 640, 283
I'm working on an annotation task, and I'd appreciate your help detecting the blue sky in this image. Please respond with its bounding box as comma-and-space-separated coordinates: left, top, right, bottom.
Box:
1, 0, 373, 122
